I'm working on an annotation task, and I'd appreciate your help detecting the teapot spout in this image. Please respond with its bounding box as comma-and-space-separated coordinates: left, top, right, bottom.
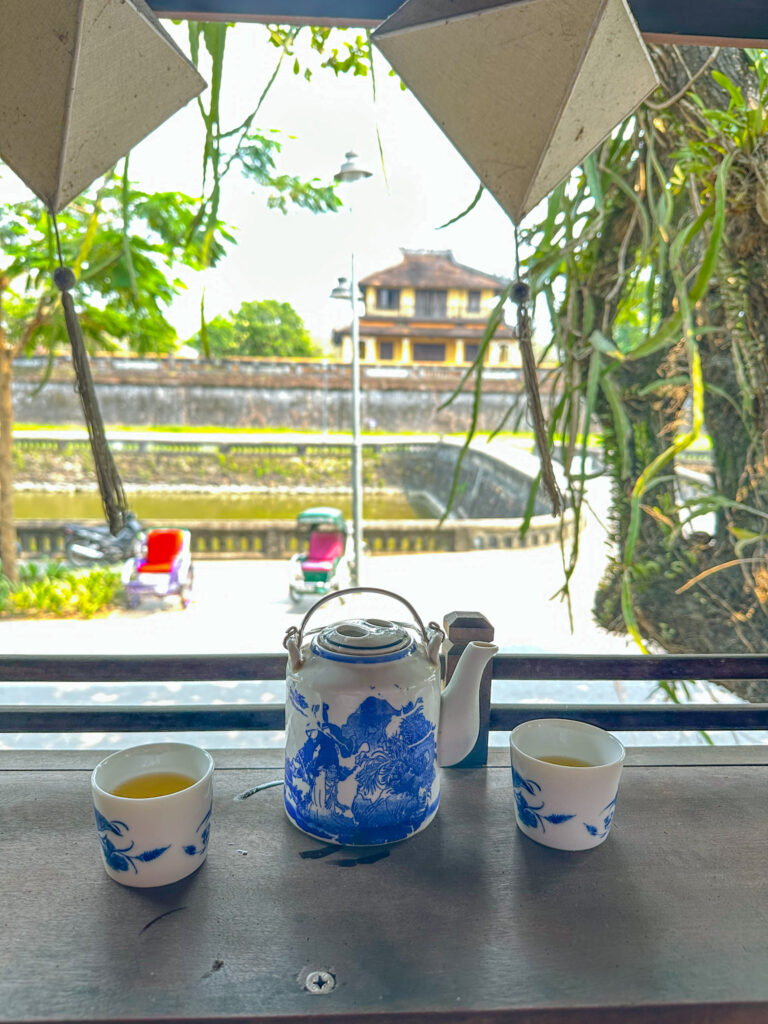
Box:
438, 640, 498, 767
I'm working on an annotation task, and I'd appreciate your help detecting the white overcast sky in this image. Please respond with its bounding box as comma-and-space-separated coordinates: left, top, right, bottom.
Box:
1, 21, 527, 346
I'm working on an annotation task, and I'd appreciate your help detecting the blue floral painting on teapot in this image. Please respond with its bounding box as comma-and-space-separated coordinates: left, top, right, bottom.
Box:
284, 690, 439, 845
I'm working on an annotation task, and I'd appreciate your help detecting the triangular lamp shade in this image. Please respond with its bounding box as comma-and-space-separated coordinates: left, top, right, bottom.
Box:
373, 0, 658, 222
0, 0, 206, 212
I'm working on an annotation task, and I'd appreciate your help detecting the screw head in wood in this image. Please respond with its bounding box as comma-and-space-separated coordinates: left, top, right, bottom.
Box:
304, 969, 336, 994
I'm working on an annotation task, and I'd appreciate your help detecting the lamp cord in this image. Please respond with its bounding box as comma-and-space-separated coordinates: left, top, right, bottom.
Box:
51, 213, 128, 533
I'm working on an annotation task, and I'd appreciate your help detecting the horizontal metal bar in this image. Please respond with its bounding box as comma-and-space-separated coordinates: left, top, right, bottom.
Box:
0, 706, 285, 733
2, 653, 768, 683
490, 704, 768, 731
0, 654, 286, 683
3, 655, 768, 736
492, 654, 768, 680
4, 702, 768, 734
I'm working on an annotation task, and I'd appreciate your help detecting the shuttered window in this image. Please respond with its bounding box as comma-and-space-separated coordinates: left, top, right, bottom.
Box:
413, 343, 445, 362
414, 290, 447, 317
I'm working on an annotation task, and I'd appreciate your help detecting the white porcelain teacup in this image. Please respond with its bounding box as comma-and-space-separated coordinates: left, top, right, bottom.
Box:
91, 742, 214, 887
509, 719, 625, 851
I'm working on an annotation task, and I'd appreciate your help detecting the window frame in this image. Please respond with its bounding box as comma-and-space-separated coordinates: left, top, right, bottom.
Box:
376, 288, 401, 312
414, 290, 447, 318
412, 342, 446, 362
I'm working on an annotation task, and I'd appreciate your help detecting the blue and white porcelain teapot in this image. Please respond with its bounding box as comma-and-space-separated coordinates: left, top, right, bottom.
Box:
282, 587, 497, 846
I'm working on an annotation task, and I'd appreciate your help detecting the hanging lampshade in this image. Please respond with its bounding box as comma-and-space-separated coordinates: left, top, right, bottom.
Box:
373, 0, 658, 222
0, 0, 206, 213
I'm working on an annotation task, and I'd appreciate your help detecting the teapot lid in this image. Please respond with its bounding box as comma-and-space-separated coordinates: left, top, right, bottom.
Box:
312, 619, 415, 663
283, 588, 445, 670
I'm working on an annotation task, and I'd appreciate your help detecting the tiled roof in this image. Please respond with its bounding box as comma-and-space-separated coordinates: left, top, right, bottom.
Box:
359, 250, 510, 291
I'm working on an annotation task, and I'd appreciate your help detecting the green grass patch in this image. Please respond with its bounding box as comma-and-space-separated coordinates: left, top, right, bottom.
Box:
13, 424, 585, 441
0, 562, 123, 619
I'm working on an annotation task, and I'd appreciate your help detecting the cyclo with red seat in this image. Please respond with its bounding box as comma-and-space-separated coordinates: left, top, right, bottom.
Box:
122, 527, 194, 609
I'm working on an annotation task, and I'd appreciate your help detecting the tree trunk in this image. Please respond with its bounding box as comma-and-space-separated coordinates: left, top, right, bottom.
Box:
0, 310, 17, 584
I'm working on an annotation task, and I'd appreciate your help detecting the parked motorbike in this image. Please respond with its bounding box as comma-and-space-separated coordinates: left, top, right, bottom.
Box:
63, 512, 143, 567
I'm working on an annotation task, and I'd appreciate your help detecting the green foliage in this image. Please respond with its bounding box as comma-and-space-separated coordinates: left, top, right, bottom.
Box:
0, 166, 232, 356
236, 130, 340, 215
185, 21, 341, 262
0, 563, 122, 619
188, 299, 318, 357
265, 23, 405, 95
266, 25, 372, 80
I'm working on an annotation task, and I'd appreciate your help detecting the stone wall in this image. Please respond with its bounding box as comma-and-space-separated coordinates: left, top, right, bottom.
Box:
11, 356, 540, 434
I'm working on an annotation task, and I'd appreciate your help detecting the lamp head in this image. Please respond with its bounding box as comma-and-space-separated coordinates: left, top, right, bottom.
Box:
330, 277, 352, 301
335, 151, 372, 184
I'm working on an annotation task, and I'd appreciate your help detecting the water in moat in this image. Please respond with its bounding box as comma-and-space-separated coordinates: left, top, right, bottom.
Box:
13, 490, 433, 521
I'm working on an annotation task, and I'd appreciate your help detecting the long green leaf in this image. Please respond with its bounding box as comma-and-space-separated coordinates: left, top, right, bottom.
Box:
438, 281, 511, 410
519, 471, 542, 537
366, 31, 390, 191
711, 69, 745, 109
437, 183, 484, 230
600, 371, 631, 479
601, 164, 651, 253
577, 348, 602, 477
541, 181, 567, 242
588, 329, 620, 357
582, 153, 604, 211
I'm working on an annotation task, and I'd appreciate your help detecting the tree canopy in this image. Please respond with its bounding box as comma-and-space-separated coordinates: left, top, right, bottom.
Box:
0, 166, 230, 357
189, 298, 318, 357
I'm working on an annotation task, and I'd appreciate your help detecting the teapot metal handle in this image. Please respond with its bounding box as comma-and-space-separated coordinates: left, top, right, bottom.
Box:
283, 586, 443, 654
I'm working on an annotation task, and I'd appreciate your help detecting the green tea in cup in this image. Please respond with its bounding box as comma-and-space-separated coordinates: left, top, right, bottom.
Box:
110, 771, 197, 799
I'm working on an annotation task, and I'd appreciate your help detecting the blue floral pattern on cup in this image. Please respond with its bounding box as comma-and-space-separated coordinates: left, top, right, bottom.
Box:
183, 800, 212, 856
93, 807, 170, 874
512, 766, 575, 832
584, 794, 617, 839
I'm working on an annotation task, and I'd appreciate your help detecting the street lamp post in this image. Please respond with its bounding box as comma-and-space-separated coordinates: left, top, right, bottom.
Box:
348, 251, 363, 587
333, 151, 371, 587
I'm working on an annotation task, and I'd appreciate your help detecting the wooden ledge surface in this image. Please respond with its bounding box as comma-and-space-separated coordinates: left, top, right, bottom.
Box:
3, 750, 768, 1023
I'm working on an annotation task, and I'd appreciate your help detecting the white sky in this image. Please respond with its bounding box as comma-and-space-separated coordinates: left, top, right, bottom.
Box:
1, 21, 527, 347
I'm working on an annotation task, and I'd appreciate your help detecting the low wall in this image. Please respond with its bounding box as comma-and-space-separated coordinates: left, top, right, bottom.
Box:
17, 512, 572, 561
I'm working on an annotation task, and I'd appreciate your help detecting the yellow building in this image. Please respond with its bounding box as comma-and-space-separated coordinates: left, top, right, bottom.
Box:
332, 250, 518, 366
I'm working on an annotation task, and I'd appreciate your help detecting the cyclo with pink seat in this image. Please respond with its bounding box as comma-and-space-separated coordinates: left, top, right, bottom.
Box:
288, 506, 353, 604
